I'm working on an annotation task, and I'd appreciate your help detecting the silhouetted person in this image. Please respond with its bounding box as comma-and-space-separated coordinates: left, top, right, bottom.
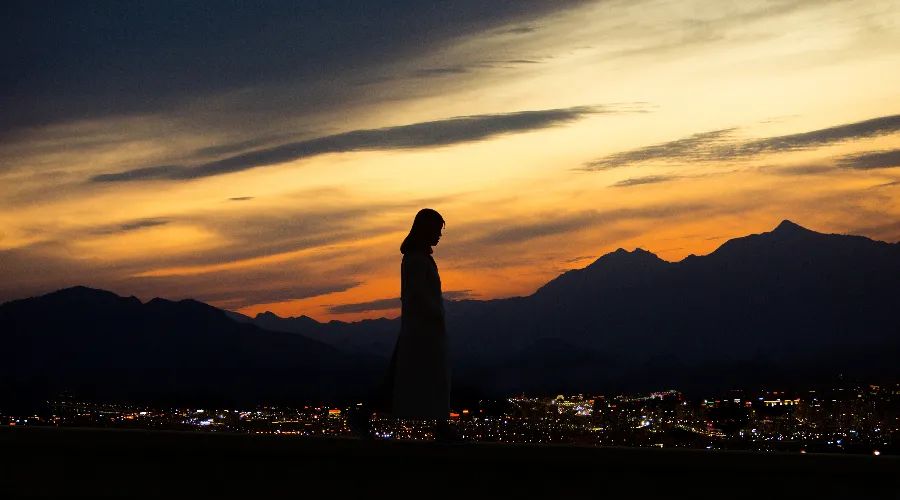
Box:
355, 208, 458, 441
392, 208, 450, 421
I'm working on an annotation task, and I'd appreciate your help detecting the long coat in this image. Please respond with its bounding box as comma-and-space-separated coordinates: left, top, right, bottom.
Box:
387, 251, 450, 420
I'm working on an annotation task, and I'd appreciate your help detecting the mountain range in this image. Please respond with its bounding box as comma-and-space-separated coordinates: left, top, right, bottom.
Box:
2, 220, 898, 412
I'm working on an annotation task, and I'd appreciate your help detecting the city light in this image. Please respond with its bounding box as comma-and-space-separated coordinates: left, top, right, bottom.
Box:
2, 382, 894, 455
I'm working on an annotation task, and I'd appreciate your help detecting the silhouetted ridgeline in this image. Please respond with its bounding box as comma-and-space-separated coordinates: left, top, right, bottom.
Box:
0, 289, 381, 412
2, 220, 898, 411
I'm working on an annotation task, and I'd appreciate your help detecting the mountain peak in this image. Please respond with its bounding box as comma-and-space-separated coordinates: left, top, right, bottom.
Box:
52, 285, 119, 298
42, 286, 140, 306
254, 311, 321, 325
587, 247, 663, 268
772, 219, 810, 234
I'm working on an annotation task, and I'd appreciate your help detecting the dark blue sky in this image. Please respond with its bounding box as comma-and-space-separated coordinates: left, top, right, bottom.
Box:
2, 0, 582, 132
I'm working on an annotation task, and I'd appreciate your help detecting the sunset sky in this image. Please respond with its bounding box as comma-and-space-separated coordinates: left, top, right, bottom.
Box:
2, 0, 899, 321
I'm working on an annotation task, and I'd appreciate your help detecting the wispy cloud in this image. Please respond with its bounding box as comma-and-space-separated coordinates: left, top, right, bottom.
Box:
609, 169, 741, 187
406, 57, 548, 80
502, 25, 539, 35
327, 288, 476, 314
503, 59, 542, 64
871, 179, 900, 189
93, 218, 171, 235
582, 114, 900, 170
328, 297, 399, 314
146, 207, 374, 269
443, 289, 476, 300
468, 203, 709, 246
93, 106, 604, 182
837, 149, 900, 170
761, 164, 836, 176
201, 281, 362, 310
583, 129, 736, 170
190, 134, 294, 160
562, 255, 594, 264
26, 190, 458, 277
610, 174, 679, 187
413, 66, 471, 77
734, 115, 900, 157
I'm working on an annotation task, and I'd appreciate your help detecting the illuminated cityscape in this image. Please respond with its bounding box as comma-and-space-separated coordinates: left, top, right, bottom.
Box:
3, 383, 896, 455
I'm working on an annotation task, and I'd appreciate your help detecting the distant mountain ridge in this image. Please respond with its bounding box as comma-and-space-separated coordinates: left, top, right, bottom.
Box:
2, 220, 898, 410
0, 286, 381, 413
445, 219, 900, 394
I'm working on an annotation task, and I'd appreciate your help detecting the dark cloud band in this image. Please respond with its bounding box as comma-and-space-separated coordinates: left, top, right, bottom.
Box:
610, 174, 679, 187
585, 129, 735, 170
741, 115, 900, 156
91, 218, 171, 235
93, 106, 601, 182
583, 114, 900, 170
837, 149, 900, 170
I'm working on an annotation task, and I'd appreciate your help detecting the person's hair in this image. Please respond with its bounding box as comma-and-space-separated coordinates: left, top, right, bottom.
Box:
400, 208, 445, 254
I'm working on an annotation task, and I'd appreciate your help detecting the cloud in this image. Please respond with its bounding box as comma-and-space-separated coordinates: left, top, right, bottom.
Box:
0, 237, 364, 311
116, 218, 170, 232
0, 241, 106, 303
92, 106, 602, 182
502, 25, 539, 35
2, 1, 585, 133
468, 203, 710, 247
142, 206, 377, 269
837, 149, 900, 170
125, 265, 363, 310
609, 169, 740, 187
610, 175, 679, 187
91, 218, 171, 235
92, 165, 185, 183
583, 129, 736, 170
191, 135, 293, 160
761, 164, 836, 176
407, 57, 547, 79
414, 67, 471, 77
846, 220, 900, 242
563, 255, 594, 263
178, 193, 462, 269
17, 190, 456, 281
327, 288, 475, 314
228, 197, 254, 202
328, 297, 400, 315
195, 281, 362, 310
871, 179, 900, 189
443, 289, 476, 300
738, 115, 900, 156
582, 114, 900, 170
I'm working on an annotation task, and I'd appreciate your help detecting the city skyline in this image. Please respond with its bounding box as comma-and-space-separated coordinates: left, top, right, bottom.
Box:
6, 381, 895, 456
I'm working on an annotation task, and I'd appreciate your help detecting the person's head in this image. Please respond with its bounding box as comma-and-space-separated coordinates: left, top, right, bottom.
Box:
400, 208, 445, 254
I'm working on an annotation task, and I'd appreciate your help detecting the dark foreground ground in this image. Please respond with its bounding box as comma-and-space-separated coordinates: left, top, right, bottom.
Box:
1, 427, 897, 497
